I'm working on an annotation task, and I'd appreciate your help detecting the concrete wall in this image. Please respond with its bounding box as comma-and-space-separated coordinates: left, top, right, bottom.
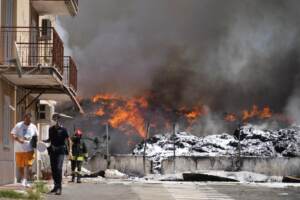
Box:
89, 154, 152, 176
161, 156, 300, 176
0, 78, 16, 185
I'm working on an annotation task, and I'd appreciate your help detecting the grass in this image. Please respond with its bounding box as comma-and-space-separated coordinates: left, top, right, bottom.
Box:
0, 190, 26, 199
0, 181, 49, 200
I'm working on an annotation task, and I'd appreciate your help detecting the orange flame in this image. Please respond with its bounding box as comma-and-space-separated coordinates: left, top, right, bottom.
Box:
224, 113, 237, 122
260, 106, 272, 119
225, 105, 273, 122
95, 107, 105, 117
92, 94, 148, 138
180, 105, 208, 122
91, 94, 207, 138
243, 105, 272, 121
109, 98, 148, 138
92, 93, 120, 103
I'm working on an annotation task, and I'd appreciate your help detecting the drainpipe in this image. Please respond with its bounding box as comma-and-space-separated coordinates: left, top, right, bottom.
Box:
13, 86, 17, 183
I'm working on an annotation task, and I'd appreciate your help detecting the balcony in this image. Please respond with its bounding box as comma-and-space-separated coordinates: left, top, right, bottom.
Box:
31, 0, 78, 16
64, 56, 77, 92
0, 26, 64, 74
0, 26, 83, 112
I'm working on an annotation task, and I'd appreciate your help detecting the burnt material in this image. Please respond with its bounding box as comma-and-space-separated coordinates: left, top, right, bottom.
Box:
183, 173, 239, 182
282, 176, 300, 183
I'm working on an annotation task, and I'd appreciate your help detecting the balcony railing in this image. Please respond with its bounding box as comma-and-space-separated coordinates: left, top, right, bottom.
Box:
64, 56, 77, 91
71, 0, 79, 12
0, 26, 64, 74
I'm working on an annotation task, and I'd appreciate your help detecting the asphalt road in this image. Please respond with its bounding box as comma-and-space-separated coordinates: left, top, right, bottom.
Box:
46, 180, 300, 200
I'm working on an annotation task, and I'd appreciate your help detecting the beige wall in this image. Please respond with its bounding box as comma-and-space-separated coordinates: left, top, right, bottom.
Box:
0, 78, 16, 185
16, 0, 30, 27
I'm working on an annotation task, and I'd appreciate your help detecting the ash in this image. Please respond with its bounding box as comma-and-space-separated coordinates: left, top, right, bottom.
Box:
133, 125, 300, 172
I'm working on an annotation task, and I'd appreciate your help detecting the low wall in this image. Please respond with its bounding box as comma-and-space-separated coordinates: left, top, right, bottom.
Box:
161, 156, 300, 176
89, 154, 152, 176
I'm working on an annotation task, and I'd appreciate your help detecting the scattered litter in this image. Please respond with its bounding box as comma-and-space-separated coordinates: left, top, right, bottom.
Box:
104, 169, 128, 179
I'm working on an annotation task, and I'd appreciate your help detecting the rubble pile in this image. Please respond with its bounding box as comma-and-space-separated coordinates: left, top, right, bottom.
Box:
133, 125, 300, 171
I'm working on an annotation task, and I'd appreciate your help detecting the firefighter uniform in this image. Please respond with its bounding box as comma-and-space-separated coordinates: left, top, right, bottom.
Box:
70, 130, 88, 183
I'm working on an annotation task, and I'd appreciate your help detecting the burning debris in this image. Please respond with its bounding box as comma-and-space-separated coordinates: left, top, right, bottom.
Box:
89, 93, 209, 139
58, 91, 297, 158
224, 105, 273, 122
133, 125, 300, 172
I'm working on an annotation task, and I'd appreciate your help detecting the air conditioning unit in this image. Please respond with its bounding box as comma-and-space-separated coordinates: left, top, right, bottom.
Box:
40, 19, 52, 41
36, 102, 54, 122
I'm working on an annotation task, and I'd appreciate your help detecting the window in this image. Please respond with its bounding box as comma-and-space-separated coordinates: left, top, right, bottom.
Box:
37, 104, 47, 120
3, 95, 11, 146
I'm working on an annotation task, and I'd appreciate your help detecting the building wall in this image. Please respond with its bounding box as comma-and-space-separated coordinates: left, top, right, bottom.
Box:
0, 78, 16, 185
16, 0, 30, 27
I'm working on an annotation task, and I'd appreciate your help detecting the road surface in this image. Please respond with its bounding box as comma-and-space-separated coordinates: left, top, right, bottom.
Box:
46, 180, 300, 200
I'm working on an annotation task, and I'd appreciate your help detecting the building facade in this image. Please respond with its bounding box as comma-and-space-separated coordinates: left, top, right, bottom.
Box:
0, 0, 81, 185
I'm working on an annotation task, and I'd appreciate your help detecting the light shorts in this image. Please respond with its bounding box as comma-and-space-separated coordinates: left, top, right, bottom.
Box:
15, 151, 35, 168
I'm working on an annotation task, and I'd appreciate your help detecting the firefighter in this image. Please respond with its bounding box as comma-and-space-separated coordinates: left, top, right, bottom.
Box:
70, 129, 88, 183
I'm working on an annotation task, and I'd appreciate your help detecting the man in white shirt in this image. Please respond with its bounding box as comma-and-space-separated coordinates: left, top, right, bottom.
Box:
11, 113, 38, 187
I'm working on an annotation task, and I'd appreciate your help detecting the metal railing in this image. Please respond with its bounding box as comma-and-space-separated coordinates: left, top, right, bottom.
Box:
64, 56, 77, 91
0, 26, 64, 74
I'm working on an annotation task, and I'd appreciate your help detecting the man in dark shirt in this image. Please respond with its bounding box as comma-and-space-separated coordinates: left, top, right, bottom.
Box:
44, 114, 72, 195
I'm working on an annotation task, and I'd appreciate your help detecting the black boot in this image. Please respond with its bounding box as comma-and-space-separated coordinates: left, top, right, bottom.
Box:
48, 187, 57, 194
77, 175, 82, 183
55, 188, 62, 195
69, 175, 75, 183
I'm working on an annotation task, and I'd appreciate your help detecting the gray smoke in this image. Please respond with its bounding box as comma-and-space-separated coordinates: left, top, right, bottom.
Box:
58, 0, 300, 121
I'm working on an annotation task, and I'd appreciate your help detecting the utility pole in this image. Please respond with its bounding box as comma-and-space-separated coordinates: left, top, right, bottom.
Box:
106, 123, 110, 168
143, 122, 150, 174
237, 122, 242, 170
173, 122, 176, 174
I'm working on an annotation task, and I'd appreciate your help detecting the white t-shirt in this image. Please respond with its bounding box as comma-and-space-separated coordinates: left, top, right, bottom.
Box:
11, 121, 38, 152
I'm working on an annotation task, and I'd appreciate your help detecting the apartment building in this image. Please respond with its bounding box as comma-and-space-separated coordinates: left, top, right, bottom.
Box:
0, 0, 81, 185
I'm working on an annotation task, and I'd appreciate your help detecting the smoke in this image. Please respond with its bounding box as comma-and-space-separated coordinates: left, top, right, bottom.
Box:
57, 0, 300, 123
285, 88, 300, 125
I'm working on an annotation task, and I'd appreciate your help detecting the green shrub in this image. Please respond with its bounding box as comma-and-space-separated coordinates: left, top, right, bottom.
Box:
0, 190, 26, 199
0, 181, 49, 200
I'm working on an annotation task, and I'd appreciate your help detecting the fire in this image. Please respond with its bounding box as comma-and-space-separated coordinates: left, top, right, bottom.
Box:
224, 113, 237, 122
92, 94, 148, 138
225, 105, 273, 122
91, 93, 208, 138
108, 98, 148, 138
180, 105, 208, 122
92, 93, 120, 103
95, 107, 105, 117
260, 106, 272, 119
243, 105, 272, 121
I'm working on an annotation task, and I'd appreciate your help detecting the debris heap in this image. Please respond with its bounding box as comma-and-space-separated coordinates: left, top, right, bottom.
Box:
133, 125, 300, 172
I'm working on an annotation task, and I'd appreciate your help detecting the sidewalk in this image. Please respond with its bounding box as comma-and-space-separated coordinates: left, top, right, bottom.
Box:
0, 183, 27, 191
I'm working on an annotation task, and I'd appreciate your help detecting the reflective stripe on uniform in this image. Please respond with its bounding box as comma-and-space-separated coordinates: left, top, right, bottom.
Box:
71, 156, 84, 161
